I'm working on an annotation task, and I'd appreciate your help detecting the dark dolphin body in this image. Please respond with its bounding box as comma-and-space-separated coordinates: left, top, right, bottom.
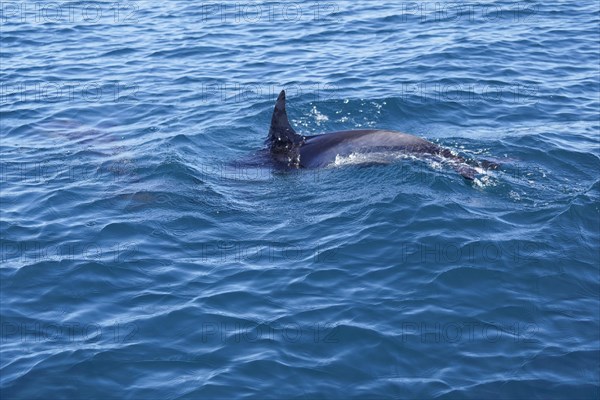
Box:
267, 90, 495, 180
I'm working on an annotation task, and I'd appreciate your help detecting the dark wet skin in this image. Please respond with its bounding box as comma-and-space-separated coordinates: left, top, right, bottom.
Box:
299, 129, 441, 168
266, 90, 497, 180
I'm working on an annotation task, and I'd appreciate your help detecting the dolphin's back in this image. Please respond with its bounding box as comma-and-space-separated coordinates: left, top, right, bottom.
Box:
266, 91, 481, 180
299, 129, 440, 168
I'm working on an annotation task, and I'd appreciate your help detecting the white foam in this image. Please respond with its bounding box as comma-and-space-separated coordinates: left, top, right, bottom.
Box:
310, 106, 329, 125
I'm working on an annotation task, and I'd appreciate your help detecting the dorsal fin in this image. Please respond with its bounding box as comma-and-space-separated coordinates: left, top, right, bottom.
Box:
268, 90, 303, 147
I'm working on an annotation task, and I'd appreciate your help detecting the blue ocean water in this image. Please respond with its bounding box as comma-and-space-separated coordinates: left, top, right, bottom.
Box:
1, 0, 599, 398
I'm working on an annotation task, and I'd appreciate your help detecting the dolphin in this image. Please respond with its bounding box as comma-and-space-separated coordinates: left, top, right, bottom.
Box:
266, 90, 497, 180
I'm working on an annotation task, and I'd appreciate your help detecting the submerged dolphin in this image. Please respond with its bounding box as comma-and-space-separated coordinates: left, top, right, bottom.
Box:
267, 90, 496, 180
